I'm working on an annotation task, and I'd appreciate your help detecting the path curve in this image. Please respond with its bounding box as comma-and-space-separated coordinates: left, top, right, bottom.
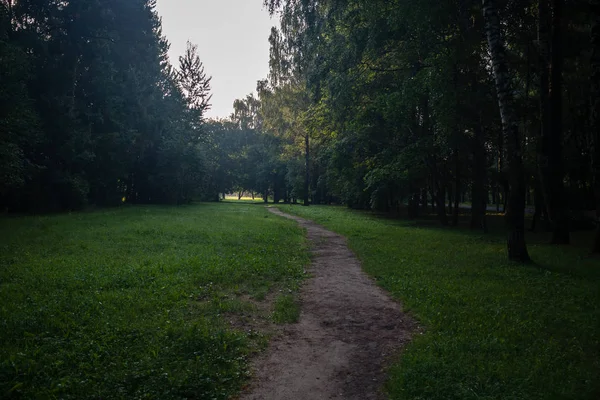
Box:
240, 207, 416, 400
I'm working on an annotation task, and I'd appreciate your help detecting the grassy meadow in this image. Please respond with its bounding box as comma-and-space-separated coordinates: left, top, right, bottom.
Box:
2, 200, 598, 400
0, 203, 308, 399
276, 204, 600, 400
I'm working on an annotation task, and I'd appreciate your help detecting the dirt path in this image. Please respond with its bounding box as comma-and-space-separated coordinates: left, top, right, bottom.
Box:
240, 208, 416, 400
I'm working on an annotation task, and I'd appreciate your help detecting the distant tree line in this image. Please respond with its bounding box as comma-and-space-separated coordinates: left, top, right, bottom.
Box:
214, 0, 600, 257
0, 0, 212, 211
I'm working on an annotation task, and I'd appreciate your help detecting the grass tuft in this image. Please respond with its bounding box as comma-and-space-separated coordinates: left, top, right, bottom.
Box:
271, 294, 301, 324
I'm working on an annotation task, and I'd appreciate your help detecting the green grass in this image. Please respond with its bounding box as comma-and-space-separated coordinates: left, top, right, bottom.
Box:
222, 196, 265, 204
271, 294, 301, 324
0, 203, 308, 399
275, 204, 600, 400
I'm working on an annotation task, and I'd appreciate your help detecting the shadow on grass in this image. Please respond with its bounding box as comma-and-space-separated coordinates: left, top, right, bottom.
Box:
280, 203, 600, 281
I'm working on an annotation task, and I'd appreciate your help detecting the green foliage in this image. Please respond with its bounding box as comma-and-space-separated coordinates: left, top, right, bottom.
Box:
205, 99, 293, 203
0, 0, 212, 211
259, 0, 598, 246
0, 7, 40, 205
276, 204, 600, 400
0, 203, 309, 399
178, 41, 212, 118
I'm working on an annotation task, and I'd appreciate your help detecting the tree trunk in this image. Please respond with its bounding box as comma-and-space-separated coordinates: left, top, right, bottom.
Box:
447, 184, 453, 214
538, 0, 570, 244
483, 0, 531, 262
496, 137, 503, 212
591, 0, 600, 253
471, 124, 488, 232
530, 180, 545, 232
408, 190, 417, 219
538, 0, 552, 229
549, 0, 569, 244
413, 193, 420, 217
502, 180, 509, 213
303, 133, 310, 206
437, 184, 449, 226
430, 180, 436, 213
452, 150, 460, 226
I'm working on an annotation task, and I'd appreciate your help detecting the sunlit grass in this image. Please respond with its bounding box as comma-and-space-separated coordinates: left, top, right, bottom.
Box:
223, 195, 264, 203
276, 204, 600, 400
0, 203, 308, 399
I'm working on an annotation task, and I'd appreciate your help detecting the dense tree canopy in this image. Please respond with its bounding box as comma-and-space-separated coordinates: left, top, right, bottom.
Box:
216, 0, 598, 258
0, 0, 211, 210
1, 0, 599, 258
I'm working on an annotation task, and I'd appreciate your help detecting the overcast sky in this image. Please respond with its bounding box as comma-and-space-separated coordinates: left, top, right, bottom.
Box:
155, 0, 274, 119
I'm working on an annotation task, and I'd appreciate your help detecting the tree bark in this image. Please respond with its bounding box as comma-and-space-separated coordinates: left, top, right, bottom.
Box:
452, 149, 461, 226
471, 124, 488, 232
303, 132, 310, 206
408, 188, 418, 219
538, 0, 570, 244
437, 183, 449, 226
549, 0, 569, 243
447, 183, 453, 214
530, 180, 545, 232
273, 184, 281, 203
591, 0, 600, 253
496, 136, 503, 212
483, 0, 531, 262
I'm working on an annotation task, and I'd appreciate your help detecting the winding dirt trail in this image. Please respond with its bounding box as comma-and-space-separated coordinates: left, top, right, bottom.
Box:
240, 208, 416, 400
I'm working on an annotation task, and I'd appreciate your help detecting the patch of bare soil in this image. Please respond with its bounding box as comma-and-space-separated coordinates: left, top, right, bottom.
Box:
239, 207, 417, 400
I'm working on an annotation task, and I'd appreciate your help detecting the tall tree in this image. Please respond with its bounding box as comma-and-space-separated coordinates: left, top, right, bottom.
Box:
539, 0, 570, 244
591, 0, 600, 253
0, 2, 40, 209
482, 0, 531, 261
178, 41, 212, 121
0, 0, 213, 211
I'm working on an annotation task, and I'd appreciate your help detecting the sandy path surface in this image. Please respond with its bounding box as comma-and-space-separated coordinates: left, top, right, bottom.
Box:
240, 207, 416, 400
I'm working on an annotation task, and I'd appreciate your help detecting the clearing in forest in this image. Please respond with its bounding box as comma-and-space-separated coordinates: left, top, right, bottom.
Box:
241, 208, 416, 400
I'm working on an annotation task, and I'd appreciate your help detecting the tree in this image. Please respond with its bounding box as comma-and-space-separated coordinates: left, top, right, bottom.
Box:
178, 41, 212, 120
483, 0, 531, 261
591, 0, 600, 253
0, 0, 212, 210
232, 94, 262, 130
538, 0, 570, 244
0, 3, 40, 209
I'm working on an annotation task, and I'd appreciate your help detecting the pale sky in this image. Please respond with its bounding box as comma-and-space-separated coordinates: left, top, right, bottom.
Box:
155, 0, 274, 119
